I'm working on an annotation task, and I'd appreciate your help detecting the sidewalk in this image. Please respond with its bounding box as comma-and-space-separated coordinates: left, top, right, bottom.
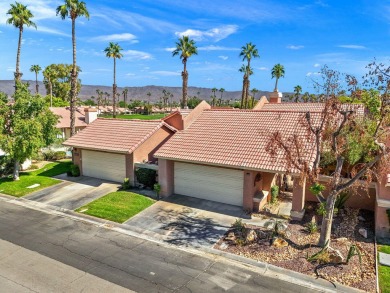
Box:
0, 192, 362, 293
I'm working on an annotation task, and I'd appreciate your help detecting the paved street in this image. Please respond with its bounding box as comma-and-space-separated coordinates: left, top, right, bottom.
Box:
0, 200, 321, 293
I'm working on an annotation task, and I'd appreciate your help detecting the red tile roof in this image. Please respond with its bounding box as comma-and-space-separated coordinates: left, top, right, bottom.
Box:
63, 118, 176, 154
261, 102, 365, 115
155, 110, 318, 173
50, 107, 87, 129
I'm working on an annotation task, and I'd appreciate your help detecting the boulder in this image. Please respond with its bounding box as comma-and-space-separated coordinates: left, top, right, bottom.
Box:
329, 249, 344, 264
245, 229, 258, 243
358, 228, 368, 238
225, 232, 236, 241
358, 216, 366, 222
272, 237, 288, 248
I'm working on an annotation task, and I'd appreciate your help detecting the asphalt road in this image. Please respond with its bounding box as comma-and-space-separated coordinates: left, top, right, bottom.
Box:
0, 201, 320, 293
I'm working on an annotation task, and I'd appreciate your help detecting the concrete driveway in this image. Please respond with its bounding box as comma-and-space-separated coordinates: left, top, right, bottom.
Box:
25, 174, 120, 210
123, 194, 249, 248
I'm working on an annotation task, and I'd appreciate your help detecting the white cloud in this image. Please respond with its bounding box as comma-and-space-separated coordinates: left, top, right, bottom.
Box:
337, 45, 366, 49
6, 66, 14, 72
287, 45, 304, 50
151, 71, 181, 76
218, 55, 228, 60
198, 45, 239, 51
164, 47, 176, 52
314, 63, 321, 67
122, 50, 153, 61
258, 67, 268, 71
126, 73, 135, 76
306, 72, 321, 76
89, 33, 138, 43
175, 25, 238, 42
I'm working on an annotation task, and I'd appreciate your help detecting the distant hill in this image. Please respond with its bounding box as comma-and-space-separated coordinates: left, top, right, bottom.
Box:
0, 80, 291, 103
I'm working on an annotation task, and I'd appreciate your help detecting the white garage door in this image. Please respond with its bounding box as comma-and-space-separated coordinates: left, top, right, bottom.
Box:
174, 162, 244, 206
82, 150, 126, 183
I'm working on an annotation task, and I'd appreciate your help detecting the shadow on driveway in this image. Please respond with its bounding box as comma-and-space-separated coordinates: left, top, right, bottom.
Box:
123, 194, 248, 248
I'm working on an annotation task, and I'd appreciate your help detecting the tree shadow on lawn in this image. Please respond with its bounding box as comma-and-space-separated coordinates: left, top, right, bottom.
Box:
34, 161, 72, 177
157, 209, 229, 246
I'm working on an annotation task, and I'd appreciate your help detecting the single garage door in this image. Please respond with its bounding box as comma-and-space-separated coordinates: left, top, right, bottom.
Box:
174, 162, 244, 206
82, 150, 126, 183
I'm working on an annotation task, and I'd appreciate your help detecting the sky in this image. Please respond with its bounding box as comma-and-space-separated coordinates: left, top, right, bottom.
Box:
0, 0, 389, 92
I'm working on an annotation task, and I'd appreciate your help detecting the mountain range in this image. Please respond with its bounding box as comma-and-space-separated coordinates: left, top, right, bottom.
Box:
0, 80, 288, 103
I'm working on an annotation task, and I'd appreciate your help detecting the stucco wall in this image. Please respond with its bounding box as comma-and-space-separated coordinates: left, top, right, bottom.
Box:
133, 127, 173, 163
158, 159, 174, 197
72, 147, 82, 175
376, 205, 390, 238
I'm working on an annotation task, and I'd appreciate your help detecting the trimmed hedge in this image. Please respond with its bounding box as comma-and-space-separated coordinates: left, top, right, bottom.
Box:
135, 168, 156, 188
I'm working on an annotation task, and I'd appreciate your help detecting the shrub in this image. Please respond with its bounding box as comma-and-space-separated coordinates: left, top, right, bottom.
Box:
270, 185, 279, 204
309, 183, 326, 196
231, 218, 245, 232
32, 152, 44, 161
43, 150, 55, 161
335, 192, 350, 210
53, 151, 66, 161
70, 164, 80, 177
316, 202, 327, 216
0, 156, 13, 177
305, 222, 318, 234
135, 168, 156, 188
154, 183, 161, 199
122, 178, 131, 190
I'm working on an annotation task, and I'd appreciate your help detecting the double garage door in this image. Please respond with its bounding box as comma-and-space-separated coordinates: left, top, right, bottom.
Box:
174, 162, 244, 206
82, 150, 125, 183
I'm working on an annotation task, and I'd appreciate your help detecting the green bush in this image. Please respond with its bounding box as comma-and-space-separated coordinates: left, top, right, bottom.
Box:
316, 202, 327, 216
70, 164, 80, 177
154, 183, 161, 199
335, 192, 350, 210
0, 156, 13, 177
43, 150, 55, 161
305, 222, 318, 234
31, 152, 44, 161
122, 178, 132, 190
29, 164, 39, 170
270, 185, 279, 204
53, 151, 66, 161
135, 168, 156, 188
231, 218, 245, 232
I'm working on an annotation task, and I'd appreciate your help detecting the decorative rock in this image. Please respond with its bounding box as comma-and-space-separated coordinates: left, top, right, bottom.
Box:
358, 228, 368, 238
225, 232, 236, 241
379, 252, 390, 267
358, 216, 366, 222
272, 237, 288, 248
334, 237, 348, 243
245, 229, 258, 243
329, 249, 344, 264
256, 230, 268, 239
219, 242, 229, 250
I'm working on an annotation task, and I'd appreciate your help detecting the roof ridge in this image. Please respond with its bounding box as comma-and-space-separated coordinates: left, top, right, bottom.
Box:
97, 118, 162, 122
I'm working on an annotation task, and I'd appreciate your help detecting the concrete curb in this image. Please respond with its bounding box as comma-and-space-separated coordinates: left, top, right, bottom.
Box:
0, 193, 364, 293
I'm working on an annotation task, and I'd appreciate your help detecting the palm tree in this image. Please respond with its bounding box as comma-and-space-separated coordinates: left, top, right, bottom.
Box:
219, 88, 225, 101
30, 65, 41, 94
43, 67, 56, 107
147, 91, 151, 104
239, 43, 259, 107
122, 88, 128, 109
239, 65, 253, 108
271, 64, 285, 92
104, 42, 123, 118
251, 88, 259, 100
172, 36, 197, 109
293, 85, 302, 102
7, 2, 37, 87
211, 87, 217, 106
57, 0, 89, 137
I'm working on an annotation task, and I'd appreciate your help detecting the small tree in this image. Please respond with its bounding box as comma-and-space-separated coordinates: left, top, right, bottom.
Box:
0, 83, 58, 180
266, 63, 389, 247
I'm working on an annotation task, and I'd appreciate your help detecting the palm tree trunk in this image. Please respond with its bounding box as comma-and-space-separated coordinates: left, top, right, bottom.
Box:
13, 160, 20, 181
245, 78, 250, 109
113, 58, 117, 118
241, 76, 246, 108
15, 27, 23, 87
274, 78, 279, 92
35, 72, 39, 94
50, 81, 53, 107
70, 18, 77, 137
182, 61, 188, 109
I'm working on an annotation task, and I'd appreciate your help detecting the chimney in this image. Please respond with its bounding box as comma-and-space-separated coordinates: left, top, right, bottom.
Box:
269, 90, 282, 103
84, 107, 98, 124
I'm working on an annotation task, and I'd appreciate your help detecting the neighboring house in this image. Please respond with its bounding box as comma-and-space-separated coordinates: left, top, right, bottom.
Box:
50, 107, 97, 139
63, 118, 177, 184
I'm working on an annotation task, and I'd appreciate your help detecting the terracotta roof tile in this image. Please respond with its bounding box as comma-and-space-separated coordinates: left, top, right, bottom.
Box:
50, 107, 87, 129
63, 118, 175, 153
155, 110, 318, 173
261, 102, 365, 115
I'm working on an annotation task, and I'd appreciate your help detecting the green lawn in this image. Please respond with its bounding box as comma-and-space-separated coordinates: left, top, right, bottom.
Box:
379, 244, 390, 293
76, 191, 155, 223
99, 114, 166, 120
0, 161, 72, 197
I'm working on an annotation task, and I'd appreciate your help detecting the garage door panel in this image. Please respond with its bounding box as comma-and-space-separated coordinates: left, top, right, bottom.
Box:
82, 150, 125, 183
174, 162, 243, 206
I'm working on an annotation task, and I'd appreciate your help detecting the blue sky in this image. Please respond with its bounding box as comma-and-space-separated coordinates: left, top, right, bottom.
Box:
0, 0, 388, 92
